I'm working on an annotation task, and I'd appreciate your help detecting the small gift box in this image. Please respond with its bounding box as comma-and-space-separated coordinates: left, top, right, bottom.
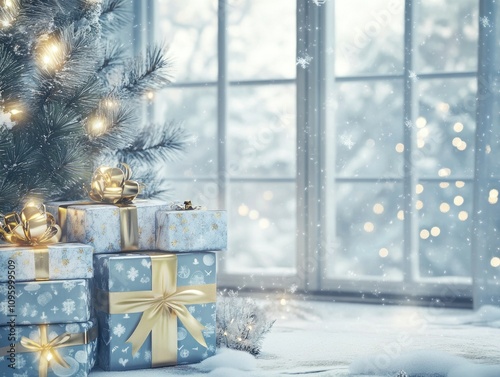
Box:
46, 164, 169, 254
0, 279, 91, 325
46, 200, 168, 254
93, 251, 217, 371
0, 319, 98, 377
0, 243, 93, 282
155, 202, 227, 252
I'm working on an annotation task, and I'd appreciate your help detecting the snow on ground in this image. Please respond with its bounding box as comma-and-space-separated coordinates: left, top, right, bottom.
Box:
90, 301, 500, 376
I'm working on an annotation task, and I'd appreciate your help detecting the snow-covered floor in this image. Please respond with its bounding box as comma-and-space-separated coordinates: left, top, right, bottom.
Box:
90, 301, 500, 376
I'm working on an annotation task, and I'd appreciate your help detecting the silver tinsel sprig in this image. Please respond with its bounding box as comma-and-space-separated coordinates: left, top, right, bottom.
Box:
216, 290, 276, 356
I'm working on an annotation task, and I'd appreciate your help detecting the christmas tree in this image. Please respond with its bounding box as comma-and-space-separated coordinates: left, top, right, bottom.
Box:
0, 0, 186, 213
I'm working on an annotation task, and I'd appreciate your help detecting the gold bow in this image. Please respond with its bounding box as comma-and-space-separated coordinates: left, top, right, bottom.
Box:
20, 326, 71, 377
0, 325, 97, 377
99, 254, 216, 366
89, 163, 140, 204
0, 203, 61, 246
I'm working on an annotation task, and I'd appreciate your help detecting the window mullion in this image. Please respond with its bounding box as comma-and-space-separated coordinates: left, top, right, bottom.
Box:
403, 0, 418, 284
217, 0, 228, 273
472, 0, 499, 308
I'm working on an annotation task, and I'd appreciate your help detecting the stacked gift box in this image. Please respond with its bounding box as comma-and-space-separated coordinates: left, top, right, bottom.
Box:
0, 205, 98, 377
45, 164, 227, 371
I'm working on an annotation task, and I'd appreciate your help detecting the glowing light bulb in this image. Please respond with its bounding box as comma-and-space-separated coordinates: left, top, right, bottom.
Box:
10, 108, 21, 115
2, 20, 10, 27
50, 43, 59, 52
46, 353, 53, 361
89, 117, 107, 136
5, 0, 13, 7
146, 91, 154, 100
280, 299, 287, 306
42, 55, 51, 64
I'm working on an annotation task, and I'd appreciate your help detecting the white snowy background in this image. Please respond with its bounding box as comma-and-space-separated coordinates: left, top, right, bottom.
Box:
90, 301, 500, 376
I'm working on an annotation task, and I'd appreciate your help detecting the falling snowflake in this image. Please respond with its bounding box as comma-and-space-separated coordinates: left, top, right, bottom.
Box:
115, 263, 124, 272
127, 267, 139, 281
113, 323, 126, 337
339, 133, 355, 149
296, 54, 313, 69
480, 16, 490, 27
408, 70, 419, 82
404, 119, 413, 129
62, 299, 76, 315
144, 351, 152, 362
289, 284, 299, 294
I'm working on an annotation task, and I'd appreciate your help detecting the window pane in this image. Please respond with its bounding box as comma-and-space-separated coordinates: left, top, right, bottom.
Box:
335, 81, 404, 178
228, 85, 296, 178
228, 0, 296, 80
155, 87, 218, 177
226, 182, 296, 273
416, 0, 478, 73
155, 0, 218, 82
415, 78, 476, 179
417, 181, 472, 279
335, 0, 404, 76
327, 182, 404, 280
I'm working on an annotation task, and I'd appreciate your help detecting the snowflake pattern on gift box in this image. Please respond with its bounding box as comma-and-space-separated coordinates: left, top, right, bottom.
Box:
127, 267, 139, 281
62, 299, 76, 315
113, 324, 126, 337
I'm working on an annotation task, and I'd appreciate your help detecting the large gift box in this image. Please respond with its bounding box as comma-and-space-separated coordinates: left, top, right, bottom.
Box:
0, 243, 93, 282
0, 319, 98, 377
94, 251, 217, 370
156, 209, 227, 252
46, 200, 169, 254
0, 279, 91, 325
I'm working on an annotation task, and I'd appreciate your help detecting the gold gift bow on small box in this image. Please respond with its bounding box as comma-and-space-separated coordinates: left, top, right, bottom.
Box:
89, 163, 140, 204
57, 163, 141, 250
0, 203, 61, 246
97, 253, 216, 366
0, 324, 97, 377
0, 203, 62, 280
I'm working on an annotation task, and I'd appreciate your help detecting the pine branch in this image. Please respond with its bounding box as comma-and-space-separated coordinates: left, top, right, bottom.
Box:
0, 44, 26, 103
117, 121, 187, 166
98, 42, 126, 74
119, 45, 173, 98
45, 141, 91, 199
87, 100, 136, 150
0, 178, 23, 213
29, 103, 84, 146
59, 75, 104, 114
100, 0, 131, 33
35, 24, 101, 106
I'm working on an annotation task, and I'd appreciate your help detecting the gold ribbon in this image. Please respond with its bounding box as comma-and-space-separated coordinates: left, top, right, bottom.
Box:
97, 254, 216, 366
0, 244, 50, 280
0, 324, 97, 377
89, 163, 140, 204
0, 203, 61, 246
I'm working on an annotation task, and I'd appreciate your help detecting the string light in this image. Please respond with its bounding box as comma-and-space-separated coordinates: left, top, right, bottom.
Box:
37, 38, 65, 70
145, 91, 154, 100
88, 116, 107, 136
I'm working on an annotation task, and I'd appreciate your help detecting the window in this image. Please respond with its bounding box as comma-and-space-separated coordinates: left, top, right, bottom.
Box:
143, 0, 499, 304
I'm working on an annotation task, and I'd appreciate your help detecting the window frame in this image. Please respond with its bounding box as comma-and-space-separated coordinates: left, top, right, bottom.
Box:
141, 0, 497, 305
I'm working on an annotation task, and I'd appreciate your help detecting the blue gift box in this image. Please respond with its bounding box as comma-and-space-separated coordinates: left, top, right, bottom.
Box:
0, 279, 91, 325
156, 210, 227, 252
0, 243, 93, 282
93, 251, 217, 371
0, 319, 98, 377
